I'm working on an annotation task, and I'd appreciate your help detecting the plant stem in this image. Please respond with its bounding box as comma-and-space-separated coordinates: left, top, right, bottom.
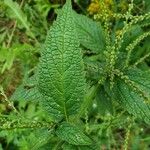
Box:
0, 86, 19, 114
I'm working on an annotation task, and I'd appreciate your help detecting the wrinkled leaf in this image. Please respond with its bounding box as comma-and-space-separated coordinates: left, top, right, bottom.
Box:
113, 78, 150, 123
73, 11, 105, 52
126, 68, 150, 97
11, 72, 41, 102
11, 85, 41, 102
38, 0, 85, 121
56, 122, 92, 145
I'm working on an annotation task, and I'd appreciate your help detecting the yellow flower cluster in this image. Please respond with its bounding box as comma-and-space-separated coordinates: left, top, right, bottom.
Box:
87, 0, 114, 15
87, 0, 100, 15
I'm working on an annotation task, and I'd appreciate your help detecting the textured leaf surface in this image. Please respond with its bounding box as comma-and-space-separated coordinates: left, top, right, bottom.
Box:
56, 122, 92, 145
113, 78, 150, 123
73, 11, 105, 52
11, 85, 41, 102
126, 68, 150, 97
11, 72, 42, 102
38, 1, 85, 121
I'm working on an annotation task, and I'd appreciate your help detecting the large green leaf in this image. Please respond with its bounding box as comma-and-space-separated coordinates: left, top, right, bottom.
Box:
56, 122, 92, 145
38, 1, 85, 121
73, 11, 105, 53
113, 78, 150, 123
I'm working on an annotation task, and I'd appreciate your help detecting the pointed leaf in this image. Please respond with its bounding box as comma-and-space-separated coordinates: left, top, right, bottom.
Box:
38, 1, 85, 121
113, 78, 150, 123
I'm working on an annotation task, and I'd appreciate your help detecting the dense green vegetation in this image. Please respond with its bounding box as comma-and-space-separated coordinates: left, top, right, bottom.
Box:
0, 0, 150, 149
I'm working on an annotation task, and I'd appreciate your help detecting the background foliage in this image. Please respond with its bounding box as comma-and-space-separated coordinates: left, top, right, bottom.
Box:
0, 0, 150, 149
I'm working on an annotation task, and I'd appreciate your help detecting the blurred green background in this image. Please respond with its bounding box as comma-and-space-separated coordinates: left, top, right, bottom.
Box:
0, 0, 150, 149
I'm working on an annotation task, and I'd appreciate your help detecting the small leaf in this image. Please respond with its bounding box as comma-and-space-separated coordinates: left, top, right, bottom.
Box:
56, 122, 92, 145
11, 85, 42, 102
11, 72, 42, 102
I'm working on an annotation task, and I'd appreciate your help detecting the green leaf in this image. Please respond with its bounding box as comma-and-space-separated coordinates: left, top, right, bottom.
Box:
4, 0, 35, 38
126, 68, 150, 97
96, 86, 113, 115
4, 0, 30, 30
11, 85, 41, 102
38, 0, 85, 121
56, 122, 92, 146
73, 11, 105, 53
11, 72, 42, 102
112, 78, 150, 123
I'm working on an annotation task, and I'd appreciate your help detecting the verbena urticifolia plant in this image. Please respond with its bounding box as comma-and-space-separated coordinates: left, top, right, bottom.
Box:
0, 0, 150, 149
